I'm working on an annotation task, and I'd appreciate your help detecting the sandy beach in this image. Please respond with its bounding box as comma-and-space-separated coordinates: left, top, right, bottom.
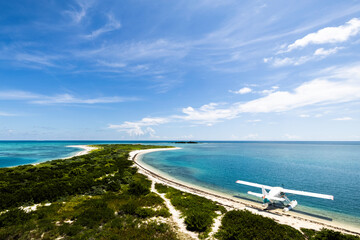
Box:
63, 145, 99, 159
130, 148, 360, 236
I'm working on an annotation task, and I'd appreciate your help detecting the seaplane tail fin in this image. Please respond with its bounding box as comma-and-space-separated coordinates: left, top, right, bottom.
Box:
262, 186, 267, 196
247, 191, 264, 198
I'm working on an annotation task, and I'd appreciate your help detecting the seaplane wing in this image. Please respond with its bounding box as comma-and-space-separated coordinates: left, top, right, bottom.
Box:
236, 180, 272, 190
282, 188, 334, 200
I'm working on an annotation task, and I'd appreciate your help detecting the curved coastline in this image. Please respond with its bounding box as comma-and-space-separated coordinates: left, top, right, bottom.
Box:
64, 145, 99, 159
30, 145, 98, 166
131, 147, 360, 236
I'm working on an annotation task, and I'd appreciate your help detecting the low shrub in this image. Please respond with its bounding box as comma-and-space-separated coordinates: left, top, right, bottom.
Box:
128, 181, 150, 196
0, 208, 32, 227
184, 211, 212, 232
215, 210, 304, 240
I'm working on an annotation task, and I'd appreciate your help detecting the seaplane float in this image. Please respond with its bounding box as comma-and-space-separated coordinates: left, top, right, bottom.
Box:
236, 180, 334, 212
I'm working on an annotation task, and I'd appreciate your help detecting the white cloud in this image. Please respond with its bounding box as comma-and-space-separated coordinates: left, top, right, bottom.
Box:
176, 103, 238, 125
243, 133, 259, 140
15, 53, 59, 67
287, 18, 360, 51
230, 87, 252, 94
247, 119, 261, 122
146, 127, 156, 137
238, 79, 360, 113
84, 14, 121, 39
65, 0, 94, 23
31, 94, 130, 104
0, 111, 15, 117
333, 117, 353, 121
263, 57, 272, 63
109, 63, 360, 136
0, 90, 41, 100
0, 90, 133, 105
284, 134, 300, 140
271, 56, 312, 67
183, 64, 360, 115
260, 86, 279, 95
268, 46, 342, 67
299, 114, 310, 118
314, 47, 343, 56
109, 117, 169, 136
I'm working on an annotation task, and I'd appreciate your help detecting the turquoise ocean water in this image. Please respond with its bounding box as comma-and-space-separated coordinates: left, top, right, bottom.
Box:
1, 141, 359, 227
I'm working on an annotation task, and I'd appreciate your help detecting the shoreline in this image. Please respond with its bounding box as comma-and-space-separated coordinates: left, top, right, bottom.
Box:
63, 145, 99, 159
30, 145, 99, 166
131, 148, 360, 236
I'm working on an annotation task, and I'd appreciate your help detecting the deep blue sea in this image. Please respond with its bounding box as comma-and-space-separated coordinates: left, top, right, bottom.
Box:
1, 141, 359, 227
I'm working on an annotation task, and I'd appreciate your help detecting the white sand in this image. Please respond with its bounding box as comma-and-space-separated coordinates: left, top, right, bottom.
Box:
20, 203, 51, 213
64, 145, 99, 159
131, 148, 360, 237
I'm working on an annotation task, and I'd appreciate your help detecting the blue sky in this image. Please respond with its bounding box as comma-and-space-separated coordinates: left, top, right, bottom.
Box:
1, 0, 360, 140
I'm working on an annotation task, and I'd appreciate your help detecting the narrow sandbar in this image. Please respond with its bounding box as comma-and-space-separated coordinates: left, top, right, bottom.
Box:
63, 145, 99, 159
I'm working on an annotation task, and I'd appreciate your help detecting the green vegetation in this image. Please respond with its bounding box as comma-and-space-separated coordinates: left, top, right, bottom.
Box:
215, 210, 305, 240
0, 144, 177, 239
155, 183, 226, 238
301, 228, 360, 240
215, 210, 360, 240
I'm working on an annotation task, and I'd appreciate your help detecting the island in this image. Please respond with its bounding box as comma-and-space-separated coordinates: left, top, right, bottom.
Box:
0, 144, 358, 239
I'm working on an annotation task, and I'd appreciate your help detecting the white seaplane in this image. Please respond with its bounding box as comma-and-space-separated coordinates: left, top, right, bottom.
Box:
236, 180, 334, 212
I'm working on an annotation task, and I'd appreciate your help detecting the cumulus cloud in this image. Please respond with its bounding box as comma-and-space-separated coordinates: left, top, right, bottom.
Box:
299, 114, 310, 118
238, 78, 360, 113
287, 18, 360, 51
176, 103, 238, 125
108, 117, 169, 136
314, 47, 343, 56
230, 87, 252, 94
